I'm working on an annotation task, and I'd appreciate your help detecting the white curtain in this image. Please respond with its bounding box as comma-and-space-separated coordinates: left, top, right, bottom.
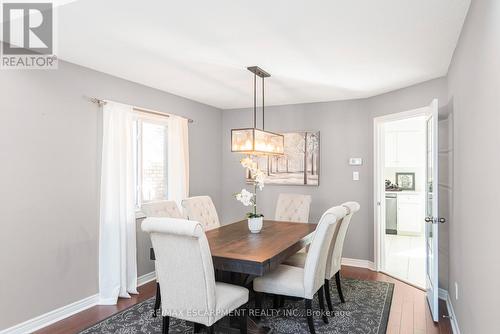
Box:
168, 115, 189, 206
98, 101, 138, 305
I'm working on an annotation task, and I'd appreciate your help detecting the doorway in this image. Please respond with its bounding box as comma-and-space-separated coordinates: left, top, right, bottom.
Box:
374, 109, 430, 289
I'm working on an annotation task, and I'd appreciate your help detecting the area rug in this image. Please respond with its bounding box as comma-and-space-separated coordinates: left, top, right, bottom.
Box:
80, 278, 393, 334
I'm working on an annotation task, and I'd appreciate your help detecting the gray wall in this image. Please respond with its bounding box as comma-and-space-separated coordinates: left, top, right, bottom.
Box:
446, 0, 500, 332
0, 60, 222, 330
221, 77, 447, 262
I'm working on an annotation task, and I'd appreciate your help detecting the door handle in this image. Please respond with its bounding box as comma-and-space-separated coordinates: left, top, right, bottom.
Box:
425, 217, 446, 224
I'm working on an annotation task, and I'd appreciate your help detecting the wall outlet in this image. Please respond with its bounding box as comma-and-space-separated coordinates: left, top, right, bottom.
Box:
455, 282, 459, 300
353, 171, 360, 181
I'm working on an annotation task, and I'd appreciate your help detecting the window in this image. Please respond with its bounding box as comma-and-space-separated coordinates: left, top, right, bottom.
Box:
134, 115, 168, 207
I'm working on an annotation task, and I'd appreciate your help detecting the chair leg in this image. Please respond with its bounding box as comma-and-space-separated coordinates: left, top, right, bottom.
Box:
206, 325, 215, 334
335, 272, 346, 303
273, 294, 280, 308
254, 291, 262, 320
305, 299, 316, 334
193, 323, 203, 333
153, 282, 161, 317
279, 295, 285, 307
239, 307, 248, 334
318, 288, 329, 324
162, 316, 169, 334
324, 279, 333, 313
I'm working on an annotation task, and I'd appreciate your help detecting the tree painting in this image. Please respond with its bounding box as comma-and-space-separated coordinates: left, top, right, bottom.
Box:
246, 131, 320, 186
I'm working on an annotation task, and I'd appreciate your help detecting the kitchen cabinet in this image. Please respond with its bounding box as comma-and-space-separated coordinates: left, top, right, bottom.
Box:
397, 193, 424, 235
385, 130, 424, 167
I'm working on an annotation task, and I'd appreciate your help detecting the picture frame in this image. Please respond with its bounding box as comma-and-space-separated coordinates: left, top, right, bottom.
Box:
395, 172, 415, 191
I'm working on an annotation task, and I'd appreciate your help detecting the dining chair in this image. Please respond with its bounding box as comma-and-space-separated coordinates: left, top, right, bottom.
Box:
253, 206, 347, 334
142, 217, 249, 334
323, 201, 360, 311
182, 196, 221, 231
141, 200, 183, 219
283, 201, 360, 313
141, 200, 183, 317
274, 193, 312, 223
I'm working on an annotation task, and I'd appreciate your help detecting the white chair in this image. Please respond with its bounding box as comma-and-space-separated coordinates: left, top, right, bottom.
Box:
274, 193, 312, 223
141, 200, 183, 219
283, 201, 360, 313
182, 196, 220, 230
140, 200, 183, 317
142, 218, 249, 334
253, 206, 347, 334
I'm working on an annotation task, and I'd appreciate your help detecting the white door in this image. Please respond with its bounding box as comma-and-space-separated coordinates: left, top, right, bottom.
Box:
425, 99, 443, 322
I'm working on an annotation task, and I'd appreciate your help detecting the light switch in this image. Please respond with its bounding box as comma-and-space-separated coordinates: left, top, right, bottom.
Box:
353, 171, 359, 181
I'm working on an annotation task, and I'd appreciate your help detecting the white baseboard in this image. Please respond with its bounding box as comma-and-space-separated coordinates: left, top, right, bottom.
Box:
438, 288, 460, 334
0, 271, 156, 334
137, 271, 156, 286
341, 257, 376, 271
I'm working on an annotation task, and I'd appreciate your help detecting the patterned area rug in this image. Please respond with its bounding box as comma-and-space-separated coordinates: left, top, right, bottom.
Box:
80, 278, 393, 334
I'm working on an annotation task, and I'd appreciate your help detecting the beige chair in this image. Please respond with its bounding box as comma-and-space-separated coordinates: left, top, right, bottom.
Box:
142, 218, 249, 334
274, 193, 312, 223
141, 200, 183, 218
182, 196, 220, 230
141, 200, 184, 317
253, 206, 347, 334
284, 201, 360, 313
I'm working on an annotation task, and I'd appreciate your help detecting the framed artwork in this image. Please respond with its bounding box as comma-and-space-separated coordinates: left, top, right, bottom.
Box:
246, 131, 320, 186
396, 172, 415, 191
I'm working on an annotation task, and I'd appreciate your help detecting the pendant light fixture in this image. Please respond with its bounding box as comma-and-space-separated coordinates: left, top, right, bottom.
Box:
231, 66, 284, 156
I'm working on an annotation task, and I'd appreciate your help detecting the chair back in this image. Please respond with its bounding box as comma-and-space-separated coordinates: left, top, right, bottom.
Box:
325, 201, 360, 279
182, 196, 220, 230
303, 206, 347, 299
141, 200, 183, 218
141, 218, 217, 324
274, 193, 312, 223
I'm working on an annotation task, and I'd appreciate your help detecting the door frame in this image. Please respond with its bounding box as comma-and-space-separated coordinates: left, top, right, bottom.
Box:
373, 106, 432, 272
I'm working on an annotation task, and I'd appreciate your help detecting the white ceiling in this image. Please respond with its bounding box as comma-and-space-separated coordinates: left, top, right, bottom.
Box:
54, 0, 469, 109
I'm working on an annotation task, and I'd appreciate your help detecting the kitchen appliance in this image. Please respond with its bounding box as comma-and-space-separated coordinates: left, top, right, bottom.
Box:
385, 193, 397, 234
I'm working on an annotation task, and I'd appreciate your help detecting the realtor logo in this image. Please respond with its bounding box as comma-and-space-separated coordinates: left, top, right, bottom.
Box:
1, 1, 57, 69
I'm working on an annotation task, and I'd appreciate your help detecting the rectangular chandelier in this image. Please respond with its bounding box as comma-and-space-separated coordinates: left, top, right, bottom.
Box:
231, 128, 284, 155
230, 66, 285, 156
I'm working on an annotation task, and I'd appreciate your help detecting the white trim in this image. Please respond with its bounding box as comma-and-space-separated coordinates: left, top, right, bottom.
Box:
341, 257, 375, 271
137, 271, 156, 286
373, 105, 432, 273
439, 289, 460, 334
0, 271, 156, 334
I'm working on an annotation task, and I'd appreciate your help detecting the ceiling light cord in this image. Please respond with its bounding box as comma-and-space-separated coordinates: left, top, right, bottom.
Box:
253, 72, 257, 129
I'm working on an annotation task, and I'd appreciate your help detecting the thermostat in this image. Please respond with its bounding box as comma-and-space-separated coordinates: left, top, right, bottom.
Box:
349, 158, 363, 166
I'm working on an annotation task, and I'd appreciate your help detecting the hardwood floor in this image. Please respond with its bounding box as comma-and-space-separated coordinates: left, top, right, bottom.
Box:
34, 266, 452, 334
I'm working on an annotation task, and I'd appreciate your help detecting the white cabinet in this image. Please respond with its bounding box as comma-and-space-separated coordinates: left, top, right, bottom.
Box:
385, 130, 424, 167
397, 194, 424, 235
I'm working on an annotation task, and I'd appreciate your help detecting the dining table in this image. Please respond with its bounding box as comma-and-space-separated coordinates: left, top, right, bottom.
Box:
150, 219, 317, 333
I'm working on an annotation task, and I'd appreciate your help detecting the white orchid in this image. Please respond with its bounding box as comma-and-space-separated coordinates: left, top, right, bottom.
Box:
235, 156, 265, 218
235, 188, 254, 206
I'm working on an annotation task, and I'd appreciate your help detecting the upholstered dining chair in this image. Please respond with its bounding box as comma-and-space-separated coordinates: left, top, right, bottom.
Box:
141, 200, 184, 317
141, 200, 183, 218
182, 196, 220, 231
274, 193, 312, 223
142, 218, 249, 334
253, 206, 347, 334
283, 201, 360, 313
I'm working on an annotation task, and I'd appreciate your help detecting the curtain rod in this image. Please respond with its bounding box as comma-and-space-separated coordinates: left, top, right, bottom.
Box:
85, 96, 194, 123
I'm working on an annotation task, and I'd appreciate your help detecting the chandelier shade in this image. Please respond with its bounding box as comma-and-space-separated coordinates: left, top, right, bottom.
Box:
231, 128, 284, 155
230, 66, 285, 156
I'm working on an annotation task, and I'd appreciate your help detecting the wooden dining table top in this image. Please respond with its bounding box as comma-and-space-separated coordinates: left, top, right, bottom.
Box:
206, 220, 316, 276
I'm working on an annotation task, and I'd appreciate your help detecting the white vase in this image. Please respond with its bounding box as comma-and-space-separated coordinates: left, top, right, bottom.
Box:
248, 217, 263, 233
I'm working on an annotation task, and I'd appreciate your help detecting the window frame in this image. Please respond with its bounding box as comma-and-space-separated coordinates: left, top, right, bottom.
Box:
133, 112, 169, 211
